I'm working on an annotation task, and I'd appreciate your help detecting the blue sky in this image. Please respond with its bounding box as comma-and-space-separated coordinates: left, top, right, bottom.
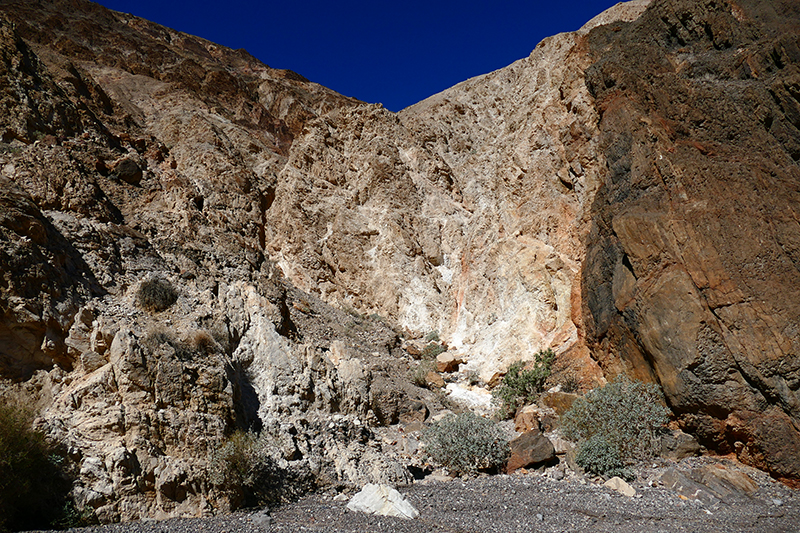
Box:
94, 0, 621, 111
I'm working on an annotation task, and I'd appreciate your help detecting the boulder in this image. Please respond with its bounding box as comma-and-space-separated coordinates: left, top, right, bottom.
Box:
398, 400, 428, 424
660, 429, 700, 461
539, 391, 579, 417
659, 464, 758, 506
506, 429, 556, 473
514, 405, 541, 433
436, 352, 463, 373
604, 476, 636, 497
514, 404, 557, 433
346, 484, 419, 519
112, 158, 142, 185
425, 371, 445, 389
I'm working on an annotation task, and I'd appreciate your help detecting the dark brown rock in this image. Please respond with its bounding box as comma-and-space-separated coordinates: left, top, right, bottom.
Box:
660, 429, 701, 461
582, 0, 800, 482
398, 400, 429, 424
506, 429, 556, 473
113, 158, 142, 185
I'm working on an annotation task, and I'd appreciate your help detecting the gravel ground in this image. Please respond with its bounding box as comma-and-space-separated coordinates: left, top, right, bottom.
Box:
32, 460, 800, 533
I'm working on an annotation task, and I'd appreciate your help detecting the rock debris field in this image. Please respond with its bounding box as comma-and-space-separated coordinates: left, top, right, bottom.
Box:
31, 459, 800, 533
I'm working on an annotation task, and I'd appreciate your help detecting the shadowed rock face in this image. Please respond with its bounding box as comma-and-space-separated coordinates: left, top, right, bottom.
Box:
582, 0, 800, 484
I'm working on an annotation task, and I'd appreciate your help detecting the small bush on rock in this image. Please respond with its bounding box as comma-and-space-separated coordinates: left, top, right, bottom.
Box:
425, 330, 440, 342
492, 348, 555, 418
410, 361, 434, 388
422, 412, 509, 475
136, 278, 178, 312
562, 376, 669, 473
421, 342, 446, 359
209, 430, 313, 508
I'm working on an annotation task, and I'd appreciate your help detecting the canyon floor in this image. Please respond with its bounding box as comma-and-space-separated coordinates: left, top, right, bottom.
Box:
30, 457, 800, 533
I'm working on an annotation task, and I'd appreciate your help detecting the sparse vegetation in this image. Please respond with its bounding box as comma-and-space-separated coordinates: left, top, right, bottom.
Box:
425, 330, 440, 342
422, 412, 509, 475
143, 328, 215, 361
562, 376, 669, 477
0, 401, 72, 532
559, 372, 581, 393
208, 430, 313, 509
492, 348, 555, 418
421, 342, 447, 359
411, 361, 435, 388
136, 278, 178, 312
574, 434, 634, 480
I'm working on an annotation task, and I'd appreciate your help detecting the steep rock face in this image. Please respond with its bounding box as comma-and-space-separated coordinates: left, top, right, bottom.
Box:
582, 0, 800, 484
0, 0, 424, 522
267, 7, 643, 384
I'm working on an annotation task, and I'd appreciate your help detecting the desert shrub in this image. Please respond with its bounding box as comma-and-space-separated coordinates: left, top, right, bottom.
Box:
143, 329, 216, 361
422, 412, 509, 475
421, 342, 446, 359
492, 348, 555, 418
190, 330, 217, 354
425, 330, 440, 342
136, 278, 178, 312
562, 376, 669, 471
575, 434, 634, 480
0, 402, 71, 531
410, 361, 435, 388
560, 372, 581, 393
54, 501, 99, 529
208, 430, 313, 508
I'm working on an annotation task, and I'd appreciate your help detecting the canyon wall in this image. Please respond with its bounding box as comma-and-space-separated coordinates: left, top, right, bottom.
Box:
1, 0, 799, 521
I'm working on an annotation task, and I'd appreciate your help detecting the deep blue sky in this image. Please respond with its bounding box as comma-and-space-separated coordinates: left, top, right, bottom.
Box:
94, 0, 621, 111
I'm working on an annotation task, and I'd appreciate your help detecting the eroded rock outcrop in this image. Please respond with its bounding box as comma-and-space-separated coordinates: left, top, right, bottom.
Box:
581, 0, 800, 484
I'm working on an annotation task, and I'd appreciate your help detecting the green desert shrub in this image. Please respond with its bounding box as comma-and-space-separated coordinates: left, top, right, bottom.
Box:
562, 376, 670, 476
422, 412, 509, 475
0, 402, 72, 531
208, 430, 313, 508
421, 342, 447, 359
574, 434, 634, 481
136, 277, 178, 312
410, 361, 435, 388
492, 348, 555, 418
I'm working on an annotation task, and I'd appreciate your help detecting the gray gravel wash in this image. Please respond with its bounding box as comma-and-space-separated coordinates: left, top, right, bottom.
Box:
31, 470, 800, 533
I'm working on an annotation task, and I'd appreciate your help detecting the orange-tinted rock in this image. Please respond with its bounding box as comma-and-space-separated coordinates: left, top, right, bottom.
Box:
425, 371, 445, 389
539, 391, 579, 417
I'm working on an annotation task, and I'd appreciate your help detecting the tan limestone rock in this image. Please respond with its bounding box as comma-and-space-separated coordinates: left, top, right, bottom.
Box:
604, 477, 636, 497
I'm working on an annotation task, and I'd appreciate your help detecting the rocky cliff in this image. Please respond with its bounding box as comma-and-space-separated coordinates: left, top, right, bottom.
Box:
582, 0, 800, 484
0, 0, 799, 523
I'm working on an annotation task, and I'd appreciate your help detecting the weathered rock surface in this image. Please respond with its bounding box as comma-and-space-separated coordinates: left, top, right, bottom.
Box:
581, 0, 800, 484
346, 483, 419, 519
506, 429, 556, 473
604, 476, 637, 497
